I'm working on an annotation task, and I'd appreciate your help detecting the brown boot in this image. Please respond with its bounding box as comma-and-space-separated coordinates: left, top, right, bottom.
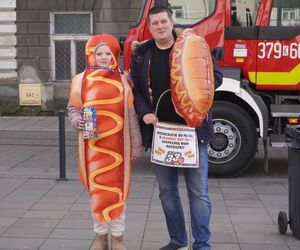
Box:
111, 235, 127, 250
90, 234, 109, 250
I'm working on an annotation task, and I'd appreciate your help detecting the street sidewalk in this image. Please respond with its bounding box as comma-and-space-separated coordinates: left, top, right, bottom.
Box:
0, 116, 298, 250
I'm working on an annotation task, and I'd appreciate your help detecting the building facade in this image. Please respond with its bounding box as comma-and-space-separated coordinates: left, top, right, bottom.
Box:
0, 0, 141, 115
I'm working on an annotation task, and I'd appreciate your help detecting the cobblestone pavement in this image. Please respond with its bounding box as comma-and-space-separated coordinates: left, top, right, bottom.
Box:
0, 116, 299, 250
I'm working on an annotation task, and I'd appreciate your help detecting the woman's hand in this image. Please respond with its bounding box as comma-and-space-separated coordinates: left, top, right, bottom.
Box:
77, 117, 85, 130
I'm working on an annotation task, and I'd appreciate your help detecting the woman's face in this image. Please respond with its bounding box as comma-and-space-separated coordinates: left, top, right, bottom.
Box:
94, 44, 112, 66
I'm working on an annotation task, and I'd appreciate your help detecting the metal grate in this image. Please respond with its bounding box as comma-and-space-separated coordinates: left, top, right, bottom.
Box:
55, 41, 71, 80
76, 41, 87, 74
55, 14, 91, 34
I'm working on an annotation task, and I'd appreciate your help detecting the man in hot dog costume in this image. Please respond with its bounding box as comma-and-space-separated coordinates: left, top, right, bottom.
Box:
67, 34, 143, 250
130, 6, 223, 250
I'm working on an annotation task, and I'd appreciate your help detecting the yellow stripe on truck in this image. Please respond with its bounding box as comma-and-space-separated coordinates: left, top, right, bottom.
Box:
249, 63, 300, 85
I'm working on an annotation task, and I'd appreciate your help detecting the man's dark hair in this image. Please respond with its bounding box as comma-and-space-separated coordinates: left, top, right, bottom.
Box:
148, 5, 172, 23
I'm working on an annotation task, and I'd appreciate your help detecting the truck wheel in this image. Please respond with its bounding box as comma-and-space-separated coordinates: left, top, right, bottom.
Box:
208, 101, 258, 177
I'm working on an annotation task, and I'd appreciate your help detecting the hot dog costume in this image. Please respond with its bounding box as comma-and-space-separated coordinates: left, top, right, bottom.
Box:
70, 34, 139, 222
170, 29, 215, 127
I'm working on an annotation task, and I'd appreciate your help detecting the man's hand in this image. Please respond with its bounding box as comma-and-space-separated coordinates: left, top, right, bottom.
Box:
143, 113, 157, 125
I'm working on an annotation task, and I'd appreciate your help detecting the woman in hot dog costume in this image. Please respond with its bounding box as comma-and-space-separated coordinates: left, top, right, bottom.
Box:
67, 34, 143, 250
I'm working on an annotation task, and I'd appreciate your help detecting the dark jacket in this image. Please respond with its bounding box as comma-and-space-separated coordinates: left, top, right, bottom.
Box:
130, 38, 223, 150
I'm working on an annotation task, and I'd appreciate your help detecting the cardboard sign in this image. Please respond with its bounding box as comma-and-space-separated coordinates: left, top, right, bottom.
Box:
151, 122, 199, 168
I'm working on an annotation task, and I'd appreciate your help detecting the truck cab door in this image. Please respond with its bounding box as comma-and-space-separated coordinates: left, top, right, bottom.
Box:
254, 0, 300, 90
223, 0, 261, 81
167, 0, 225, 61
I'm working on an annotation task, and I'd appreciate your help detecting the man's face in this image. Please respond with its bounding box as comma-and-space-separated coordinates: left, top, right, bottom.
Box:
148, 12, 173, 43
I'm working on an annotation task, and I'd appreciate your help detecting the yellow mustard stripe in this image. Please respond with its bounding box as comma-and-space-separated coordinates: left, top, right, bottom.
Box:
85, 72, 124, 222
249, 63, 300, 85
170, 39, 193, 113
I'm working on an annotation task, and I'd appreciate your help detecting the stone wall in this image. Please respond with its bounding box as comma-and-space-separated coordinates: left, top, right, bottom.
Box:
0, 0, 141, 115
0, 0, 18, 114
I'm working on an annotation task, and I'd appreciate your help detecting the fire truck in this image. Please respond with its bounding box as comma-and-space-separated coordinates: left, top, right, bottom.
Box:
121, 0, 300, 177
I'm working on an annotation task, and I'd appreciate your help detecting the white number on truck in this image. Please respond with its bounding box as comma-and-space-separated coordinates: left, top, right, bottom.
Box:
258, 42, 300, 59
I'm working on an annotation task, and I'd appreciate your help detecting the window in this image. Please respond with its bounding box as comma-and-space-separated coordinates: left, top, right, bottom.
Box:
51, 13, 92, 80
171, 6, 186, 19
230, 0, 260, 27
269, 0, 300, 26
169, 0, 216, 26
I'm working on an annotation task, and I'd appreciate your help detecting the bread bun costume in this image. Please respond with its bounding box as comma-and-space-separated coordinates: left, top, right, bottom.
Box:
170, 28, 215, 127
70, 34, 134, 222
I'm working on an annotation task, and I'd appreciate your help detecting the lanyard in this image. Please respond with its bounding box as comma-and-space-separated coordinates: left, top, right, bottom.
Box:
86, 65, 117, 73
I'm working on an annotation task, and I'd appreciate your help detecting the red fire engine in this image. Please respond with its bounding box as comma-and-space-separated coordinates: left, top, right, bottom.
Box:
121, 0, 300, 177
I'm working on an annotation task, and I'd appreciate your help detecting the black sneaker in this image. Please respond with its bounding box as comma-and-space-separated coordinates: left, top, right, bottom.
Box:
159, 242, 188, 250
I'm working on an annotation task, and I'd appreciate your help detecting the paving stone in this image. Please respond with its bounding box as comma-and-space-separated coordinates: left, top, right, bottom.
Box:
284, 234, 300, 248
39, 239, 93, 250
126, 198, 151, 206
0, 201, 34, 210
147, 211, 168, 222
223, 193, 260, 201
126, 220, 146, 231
0, 237, 44, 249
31, 202, 73, 211
70, 203, 91, 211
237, 233, 286, 245
211, 243, 240, 250
0, 227, 7, 235
210, 232, 238, 244
210, 214, 231, 224
240, 244, 290, 250
37, 195, 79, 203
143, 230, 169, 242
123, 240, 141, 250
141, 241, 167, 250
210, 223, 235, 233
221, 187, 256, 194
123, 229, 144, 241
49, 228, 94, 239
211, 205, 228, 213
225, 200, 264, 208
145, 221, 168, 231
63, 211, 92, 220
13, 218, 59, 229
126, 204, 149, 213
230, 214, 273, 225
259, 194, 288, 204
209, 192, 224, 201
22, 210, 66, 219
233, 224, 278, 234
0, 178, 28, 199
0, 218, 18, 228
128, 190, 153, 199
251, 183, 287, 195
56, 219, 92, 230
2, 227, 53, 238
219, 179, 253, 188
